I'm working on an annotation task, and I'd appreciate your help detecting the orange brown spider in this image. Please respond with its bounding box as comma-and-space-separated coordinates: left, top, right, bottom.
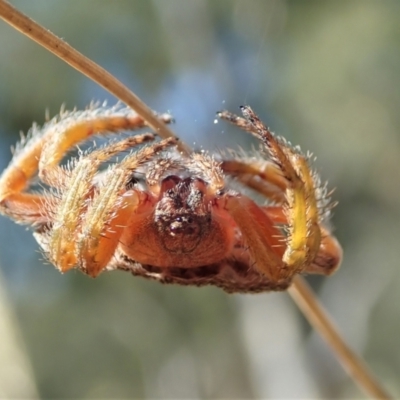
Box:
0, 2, 394, 397
0, 103, 342, 293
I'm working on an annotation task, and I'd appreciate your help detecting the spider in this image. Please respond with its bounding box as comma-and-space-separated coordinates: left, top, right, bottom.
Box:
0, 103, 342, 293
0, 2, 394, 397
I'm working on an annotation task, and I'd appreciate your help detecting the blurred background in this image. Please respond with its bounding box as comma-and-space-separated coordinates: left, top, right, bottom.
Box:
0, 0, 399, 398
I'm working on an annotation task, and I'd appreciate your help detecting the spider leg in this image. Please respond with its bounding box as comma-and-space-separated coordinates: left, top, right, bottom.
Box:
76, 137, 177, 277
46, 134, 154, 272
46, 134, 175, 275
307, 227, 342, 275
220, 106, 340, 281
218, 193, 286, 282
220, 159, 287, 202
243, 106, 323, 276
0, 107, 172, 223
220, 151, 341, 276
38, 108, 172, 184
0, 193, 46, 225
260, 206, 342, 275
221, 158, 342, 276
217, 109, 258, 137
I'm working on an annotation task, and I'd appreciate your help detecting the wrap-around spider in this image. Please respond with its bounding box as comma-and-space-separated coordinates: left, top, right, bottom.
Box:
0, 104, 342, 293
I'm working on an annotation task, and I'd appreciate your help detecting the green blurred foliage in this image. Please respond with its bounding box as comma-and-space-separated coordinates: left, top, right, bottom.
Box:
0, 0, 399, 398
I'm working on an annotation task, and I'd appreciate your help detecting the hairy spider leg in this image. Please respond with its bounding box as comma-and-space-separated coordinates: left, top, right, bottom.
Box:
217, 109, 342, 275
0, 108, 172, 223
218, 106, 332, 282
220, 158, 342, 276
220, 159, 287, 202
220, 193, 286, 283
46, 134, 162, 274
75, 137, 177, 277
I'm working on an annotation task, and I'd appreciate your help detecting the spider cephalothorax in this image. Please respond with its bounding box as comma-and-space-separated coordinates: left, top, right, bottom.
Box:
0, 104, 342, 292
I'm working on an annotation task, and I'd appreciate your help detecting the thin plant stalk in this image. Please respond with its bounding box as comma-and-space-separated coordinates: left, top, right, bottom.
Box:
289, 276, 391, 399
0, 0, 189, 155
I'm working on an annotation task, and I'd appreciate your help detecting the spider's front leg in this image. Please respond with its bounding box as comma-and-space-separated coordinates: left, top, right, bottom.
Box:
62, 136, 177, 277
219, 106, 342, 284
42, 135, 173, 274
220, 158, 341, 277
0, 106, 172, 223
0, 106, 175, 276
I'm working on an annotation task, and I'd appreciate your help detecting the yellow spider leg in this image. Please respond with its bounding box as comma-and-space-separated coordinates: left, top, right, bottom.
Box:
77, 138, 177, 277
260, 206, 341, 276
49, 134, 155, 272
219, 151, 342, 278
241, 106, 321, 277
221, 157, 326, 271
224, 106, 322, 280
284, 153, 321, 271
